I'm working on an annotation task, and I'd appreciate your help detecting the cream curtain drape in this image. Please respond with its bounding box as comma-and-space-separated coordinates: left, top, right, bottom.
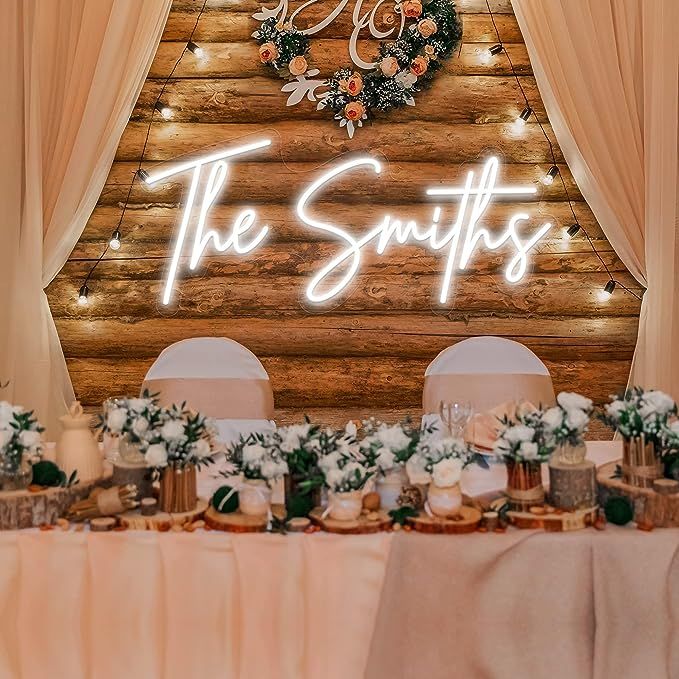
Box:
0, 0, 171, 436
512, 0, 679, 394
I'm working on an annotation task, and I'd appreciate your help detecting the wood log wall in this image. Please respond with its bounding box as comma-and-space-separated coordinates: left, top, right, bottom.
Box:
46, 0, 642, 436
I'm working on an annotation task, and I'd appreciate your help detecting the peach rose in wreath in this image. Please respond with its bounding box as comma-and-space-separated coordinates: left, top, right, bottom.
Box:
259, 42, 279, 63
344, 101, 366, 121
288, 55, 308, 76
417, 18, 438, 38
410, 55, 428, 76
380, 56, 399, 77
401, 0, 422, 18
347, 73, 364, 96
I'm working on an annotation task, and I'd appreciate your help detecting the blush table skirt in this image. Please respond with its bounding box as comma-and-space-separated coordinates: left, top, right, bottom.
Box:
0, 442, 676, 679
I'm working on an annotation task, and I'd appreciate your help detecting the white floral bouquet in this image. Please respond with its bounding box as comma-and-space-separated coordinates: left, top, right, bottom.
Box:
359, 418, 421, 475
317, 429, 373, 493
0, 401, 43, 473
100, 391, 163, 445
600, 387, 676, 445
541, 392, 593, 447
227, 431, 289, 484
407, 436, 474, 488
493, 409, 555, 463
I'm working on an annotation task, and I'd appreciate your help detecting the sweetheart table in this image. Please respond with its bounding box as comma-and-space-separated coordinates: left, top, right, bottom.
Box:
0, 442, 676, 679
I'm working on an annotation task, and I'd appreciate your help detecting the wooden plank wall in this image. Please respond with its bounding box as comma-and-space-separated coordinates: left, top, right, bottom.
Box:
46, 0, 642, 436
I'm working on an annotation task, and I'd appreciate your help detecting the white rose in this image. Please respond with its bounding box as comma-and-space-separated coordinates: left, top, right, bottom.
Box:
19, 430, 41, 449
192, 438, 211, 459
406, 453, 431, 485
542, 407, 563, 430
557, 392, 592, 412
0, 429, 13, 449
376, 425, 411, 452
326, 467, 343, 490
280, 430, 301, 453
566, 408, 589, 431
126, 398, 148, 413
642, 390, 675, 416
260, 460, 278, 480
519, 441, 538, 460
145, 443, 168, 467
107, 407, 128, 434
160, 419, 185, 441
505, 425, 534, 443
132, 417, 149, 437
242, 443, 266, 464
431, 458, 463, 488
376, 447, 396, 472
395, 70, 417, 88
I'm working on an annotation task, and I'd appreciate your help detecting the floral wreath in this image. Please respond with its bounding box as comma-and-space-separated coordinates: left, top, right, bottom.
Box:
252, 0, 463, 137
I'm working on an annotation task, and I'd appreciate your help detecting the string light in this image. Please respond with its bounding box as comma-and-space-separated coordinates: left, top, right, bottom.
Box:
542, 165, 559, 185
187, 41, 205, 59
480, 43, 503, 64
77, 0, 209, 304
154, 101, 173, 119
484, 0, 642, 304
109, 229, 122, 250
77, 284, 89, 306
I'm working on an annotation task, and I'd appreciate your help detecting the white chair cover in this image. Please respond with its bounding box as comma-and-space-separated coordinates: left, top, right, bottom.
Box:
422, 336, 555, 441
142, 338, 275, 498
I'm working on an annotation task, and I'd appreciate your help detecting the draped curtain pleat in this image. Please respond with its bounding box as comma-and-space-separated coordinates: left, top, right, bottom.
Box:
0, 0, 171, 436
512, 0, 679, 395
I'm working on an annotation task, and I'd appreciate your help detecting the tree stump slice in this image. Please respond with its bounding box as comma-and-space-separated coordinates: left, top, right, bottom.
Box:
407, 506, 482, 534
597, 461, 679, 527
0, 479, 100, 530
548, 459, 596, 511
119, 499, 207, 531
507, 506, 598, 531
204, 505, 268, 533
111, 460, 155, 500
309, 507, 392, 534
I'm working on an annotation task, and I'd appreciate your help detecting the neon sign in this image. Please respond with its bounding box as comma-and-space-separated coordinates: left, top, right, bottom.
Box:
146, 139, 552, 305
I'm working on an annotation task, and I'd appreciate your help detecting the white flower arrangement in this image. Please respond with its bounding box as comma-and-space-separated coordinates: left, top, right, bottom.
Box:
100, 391, 163, 445
317, 429, 373, 493
0, 401, 43, 473
408, 436, 474, 487
493, 409, 555, 463
359, 418, 421, 475
600, 387, 677, 445
541, 391, 593, 447
228, 431, 289, 484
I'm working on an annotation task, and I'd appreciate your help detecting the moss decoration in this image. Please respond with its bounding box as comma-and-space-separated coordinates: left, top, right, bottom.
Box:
211, 485, 239, 514
604, 496, 634, 525
31, 460, 65, 487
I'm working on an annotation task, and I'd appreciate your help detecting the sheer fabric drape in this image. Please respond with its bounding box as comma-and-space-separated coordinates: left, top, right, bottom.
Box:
0, 0, 171, 435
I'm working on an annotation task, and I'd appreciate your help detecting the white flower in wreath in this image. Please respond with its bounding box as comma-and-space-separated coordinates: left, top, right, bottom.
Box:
518, 441, 539, 460
395, 70, 417, 89
542, 406, 563, 430
160, 419, 185, 442
107, 407, 128, 434
431, 457, 463, 488
557, 392, 593, 412
146, 443, 168, 467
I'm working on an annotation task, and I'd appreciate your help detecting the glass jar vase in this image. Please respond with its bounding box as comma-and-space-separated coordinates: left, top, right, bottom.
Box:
505, 458, 544, 511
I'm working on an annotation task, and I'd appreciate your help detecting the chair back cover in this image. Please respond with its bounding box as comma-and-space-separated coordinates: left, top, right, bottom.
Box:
422, 336, 555, 445
142, 338, 276, 499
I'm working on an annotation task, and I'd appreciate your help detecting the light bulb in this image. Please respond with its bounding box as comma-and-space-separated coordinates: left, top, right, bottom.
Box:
109, 229, 122, 250
599, 280, 616, 301
77, 284, 89, 306
566, 224, 581, 238
480, 44, 503, 63
187, 41, 205, 59
542, 165, 559, 185
137, 169, 151, 183
516, 105, 532, 127
154, 101, 173, 119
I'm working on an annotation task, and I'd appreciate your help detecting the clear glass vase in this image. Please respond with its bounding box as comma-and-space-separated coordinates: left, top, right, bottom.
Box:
505, 458, 544, 510
118, 438, 146, 465
555, 442, 587, 466
0, 458, 33, 491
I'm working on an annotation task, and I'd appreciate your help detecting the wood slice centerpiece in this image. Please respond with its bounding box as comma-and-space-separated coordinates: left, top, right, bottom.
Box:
597, 460, 679, 527
203, 505, 270, 532
309, 507, 392, 534
407, 505, 482, 534
548, 459, 596, 511
120, 499, 208, 531
0, 478, 100, 530
507, 505, 598, 531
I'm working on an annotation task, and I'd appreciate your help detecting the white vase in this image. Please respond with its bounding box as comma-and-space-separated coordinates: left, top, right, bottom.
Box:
239, 479, 272, 516
328, 490, 363, 521
56, 401, 103, 483
376, 467, 407, 510
427, 482, 463, 518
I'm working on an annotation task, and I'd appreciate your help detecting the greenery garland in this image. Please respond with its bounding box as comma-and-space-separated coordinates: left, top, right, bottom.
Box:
252, 0, 462, 136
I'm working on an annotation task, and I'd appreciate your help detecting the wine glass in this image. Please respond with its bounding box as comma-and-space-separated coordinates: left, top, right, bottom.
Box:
439, 400, 473, 438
